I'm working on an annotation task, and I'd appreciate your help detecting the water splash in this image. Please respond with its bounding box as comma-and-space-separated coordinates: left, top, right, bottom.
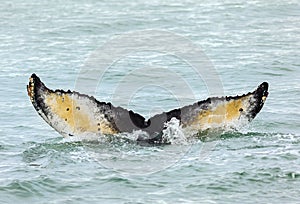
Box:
161, 117, 188, 145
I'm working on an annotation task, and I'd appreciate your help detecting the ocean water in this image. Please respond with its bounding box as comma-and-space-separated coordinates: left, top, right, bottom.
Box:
0, 0, 300, 203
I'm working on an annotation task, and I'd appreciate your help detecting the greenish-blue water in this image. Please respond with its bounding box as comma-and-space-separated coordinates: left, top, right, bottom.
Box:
0, 0, 300, 203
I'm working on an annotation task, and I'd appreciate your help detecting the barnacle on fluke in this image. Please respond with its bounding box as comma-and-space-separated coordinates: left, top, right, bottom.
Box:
27, 73, 268, 143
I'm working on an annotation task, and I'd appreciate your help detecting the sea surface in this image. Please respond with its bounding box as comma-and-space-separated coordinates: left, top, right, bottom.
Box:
0, 0, 300, 203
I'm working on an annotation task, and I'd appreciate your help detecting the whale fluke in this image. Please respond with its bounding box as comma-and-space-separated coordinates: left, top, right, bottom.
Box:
27, 74, 268, 142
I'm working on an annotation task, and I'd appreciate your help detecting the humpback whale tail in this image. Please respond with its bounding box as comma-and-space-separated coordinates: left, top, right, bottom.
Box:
27, 74, 268, 142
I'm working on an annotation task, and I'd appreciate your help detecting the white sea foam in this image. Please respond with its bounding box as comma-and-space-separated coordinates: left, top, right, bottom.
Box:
161, 117, 188, 145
